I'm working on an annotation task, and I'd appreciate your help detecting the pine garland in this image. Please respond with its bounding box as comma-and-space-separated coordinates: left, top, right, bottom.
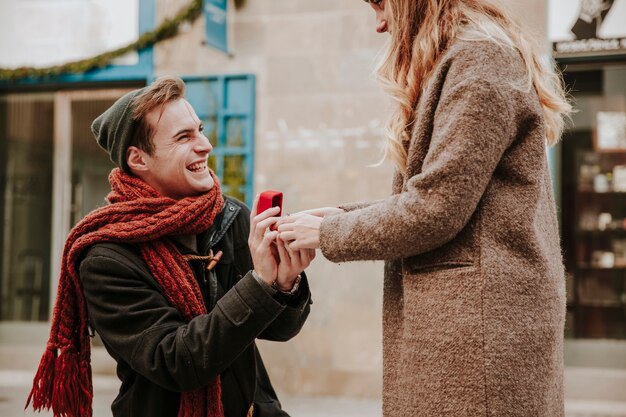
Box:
0, 0, 203, 81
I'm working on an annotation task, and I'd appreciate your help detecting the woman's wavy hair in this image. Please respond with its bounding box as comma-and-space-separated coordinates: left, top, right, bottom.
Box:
377, 0, 572, 173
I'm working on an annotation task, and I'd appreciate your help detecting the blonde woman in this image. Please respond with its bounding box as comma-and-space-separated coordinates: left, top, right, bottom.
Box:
278, 0, 572, 416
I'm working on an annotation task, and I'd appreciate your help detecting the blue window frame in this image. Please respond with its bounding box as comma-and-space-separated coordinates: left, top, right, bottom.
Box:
184, 75, 256, 206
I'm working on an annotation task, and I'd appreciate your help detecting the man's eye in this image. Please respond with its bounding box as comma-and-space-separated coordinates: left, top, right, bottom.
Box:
199, 125, 205, 133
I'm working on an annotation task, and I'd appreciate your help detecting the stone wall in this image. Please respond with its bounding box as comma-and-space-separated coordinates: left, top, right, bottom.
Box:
155, 0, 547, 398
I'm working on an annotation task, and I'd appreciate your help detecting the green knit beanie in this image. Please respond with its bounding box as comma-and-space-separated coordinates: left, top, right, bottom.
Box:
91, 87, 147, 173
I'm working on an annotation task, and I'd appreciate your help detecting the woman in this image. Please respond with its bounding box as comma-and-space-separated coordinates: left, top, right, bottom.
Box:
278, 0, 571, 416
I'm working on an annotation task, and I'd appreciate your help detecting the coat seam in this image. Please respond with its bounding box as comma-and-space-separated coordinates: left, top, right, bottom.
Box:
478, 207, 489, 417
130, 323, 180, 367
179, 327, 203, 387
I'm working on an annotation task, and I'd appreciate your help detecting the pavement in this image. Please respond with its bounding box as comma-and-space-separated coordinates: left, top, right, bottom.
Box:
1, 345, 625, 417
2, 369, 626, 417
1, 369, 383, 417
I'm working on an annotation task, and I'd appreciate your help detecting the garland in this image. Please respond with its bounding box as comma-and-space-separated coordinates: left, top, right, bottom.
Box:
0, 0, 203, 81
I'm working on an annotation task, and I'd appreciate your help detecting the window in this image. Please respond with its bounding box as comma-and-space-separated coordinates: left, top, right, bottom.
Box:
561, 66, 626, 339
0, 93, 54, 321
0, 90, 130, 322
184, 75, 256, 205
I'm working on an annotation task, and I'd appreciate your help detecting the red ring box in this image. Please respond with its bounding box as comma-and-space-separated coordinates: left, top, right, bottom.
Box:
258, 190, 283, 216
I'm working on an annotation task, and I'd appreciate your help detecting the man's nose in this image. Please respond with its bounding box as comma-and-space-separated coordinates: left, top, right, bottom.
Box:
196, 133, 213, 153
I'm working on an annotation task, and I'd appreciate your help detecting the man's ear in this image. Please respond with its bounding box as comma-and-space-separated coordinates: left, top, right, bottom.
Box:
126, 146, 149, 172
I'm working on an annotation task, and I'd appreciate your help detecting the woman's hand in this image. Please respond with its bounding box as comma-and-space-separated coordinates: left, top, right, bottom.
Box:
275, 207, 343, 251
277, 213, 323, 250
248, 195, 281, 286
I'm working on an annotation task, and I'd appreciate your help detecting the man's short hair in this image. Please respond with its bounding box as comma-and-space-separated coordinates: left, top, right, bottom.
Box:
131, 76, 186, 155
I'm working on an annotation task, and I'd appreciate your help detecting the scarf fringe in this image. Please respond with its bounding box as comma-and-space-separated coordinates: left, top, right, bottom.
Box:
26, 347, 57, 411
52, 349, 93, 417
25, 348, 93, 417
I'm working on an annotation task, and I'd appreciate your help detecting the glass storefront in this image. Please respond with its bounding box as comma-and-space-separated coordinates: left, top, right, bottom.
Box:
561, 64, 626, 340
0, 94, 54, 321
0, 90, 129, 323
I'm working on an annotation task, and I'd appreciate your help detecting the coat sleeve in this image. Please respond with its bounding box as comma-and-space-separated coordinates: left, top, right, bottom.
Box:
319, 76, 518, 262
337, 199, 384, 212
258, 272, 312, 342
80, 246, 286, 393
233, 201, 312, 342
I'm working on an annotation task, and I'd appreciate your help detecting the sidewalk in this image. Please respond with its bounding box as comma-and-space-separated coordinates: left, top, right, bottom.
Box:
1, 345, 625, 417
0, 365, 384, 417
2, 369, 626, 417
1, 370, 384, 417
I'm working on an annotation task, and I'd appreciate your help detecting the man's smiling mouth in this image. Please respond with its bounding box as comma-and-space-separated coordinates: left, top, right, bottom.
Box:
187, 161, 207, 173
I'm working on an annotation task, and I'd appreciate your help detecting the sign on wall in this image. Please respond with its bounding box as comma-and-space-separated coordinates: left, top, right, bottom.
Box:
549, 0, 626, 59
204, 0, 228, 53
0, 0, 139, 68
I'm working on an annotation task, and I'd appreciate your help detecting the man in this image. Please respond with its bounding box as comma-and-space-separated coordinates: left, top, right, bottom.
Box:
27, 76, 313, 417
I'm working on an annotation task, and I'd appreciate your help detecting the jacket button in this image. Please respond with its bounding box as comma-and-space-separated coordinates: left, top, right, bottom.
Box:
229, 206, 235, 211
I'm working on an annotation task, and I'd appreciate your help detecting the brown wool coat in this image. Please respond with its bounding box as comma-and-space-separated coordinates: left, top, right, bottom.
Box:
319, 39, 566, 417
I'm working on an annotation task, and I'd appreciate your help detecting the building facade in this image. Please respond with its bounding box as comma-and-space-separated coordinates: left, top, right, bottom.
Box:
0, 0, 625, 405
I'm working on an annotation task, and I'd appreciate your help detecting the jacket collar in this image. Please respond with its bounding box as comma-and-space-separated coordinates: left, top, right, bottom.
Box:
170, 197, 242, 256
199, 196, 241, 254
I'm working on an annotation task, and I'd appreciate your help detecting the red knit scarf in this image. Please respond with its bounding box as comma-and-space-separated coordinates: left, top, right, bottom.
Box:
26, 168, 226, 417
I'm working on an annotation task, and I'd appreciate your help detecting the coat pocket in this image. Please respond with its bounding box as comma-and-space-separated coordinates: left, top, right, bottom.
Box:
405, 260, 475, 273
402, 213, 480, 274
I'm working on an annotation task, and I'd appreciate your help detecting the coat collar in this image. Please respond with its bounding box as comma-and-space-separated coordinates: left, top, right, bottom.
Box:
170, 196, 242, 256
199, 196, 241, 254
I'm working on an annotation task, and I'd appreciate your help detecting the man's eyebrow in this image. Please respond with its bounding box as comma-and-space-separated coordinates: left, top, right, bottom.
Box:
172, 123, 202, 138
173, 128, 193, 138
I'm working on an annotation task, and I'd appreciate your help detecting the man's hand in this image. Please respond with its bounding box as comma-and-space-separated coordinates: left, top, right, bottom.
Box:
274, 239, 315, 292
249, 194, 281, 286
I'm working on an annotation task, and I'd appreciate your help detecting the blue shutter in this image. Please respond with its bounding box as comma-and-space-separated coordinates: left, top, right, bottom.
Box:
184, 75, 255, 206
203, 0, 228, 53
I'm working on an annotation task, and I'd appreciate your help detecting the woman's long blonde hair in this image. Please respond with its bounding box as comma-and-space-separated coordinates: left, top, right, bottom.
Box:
378, 0, 572, 173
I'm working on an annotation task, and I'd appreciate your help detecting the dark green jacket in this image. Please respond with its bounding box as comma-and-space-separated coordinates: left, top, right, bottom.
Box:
79, 196, 312, 417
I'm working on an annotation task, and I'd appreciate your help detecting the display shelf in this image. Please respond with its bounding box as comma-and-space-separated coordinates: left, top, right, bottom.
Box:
563, 135, 626, 340
578, 265, 626, 270
576, 229, 626, 235
578, 188, 626, 194
578, 300, 624, 308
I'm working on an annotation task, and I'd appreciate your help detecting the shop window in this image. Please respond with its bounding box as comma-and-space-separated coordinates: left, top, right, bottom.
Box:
184, 75, 255, 206
561, 66, 626, 340
0, 94, 54, 321
0, 90, 131, 323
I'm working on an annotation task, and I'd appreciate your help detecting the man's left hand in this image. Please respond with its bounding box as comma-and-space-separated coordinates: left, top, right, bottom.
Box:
273, 237, 315, 292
